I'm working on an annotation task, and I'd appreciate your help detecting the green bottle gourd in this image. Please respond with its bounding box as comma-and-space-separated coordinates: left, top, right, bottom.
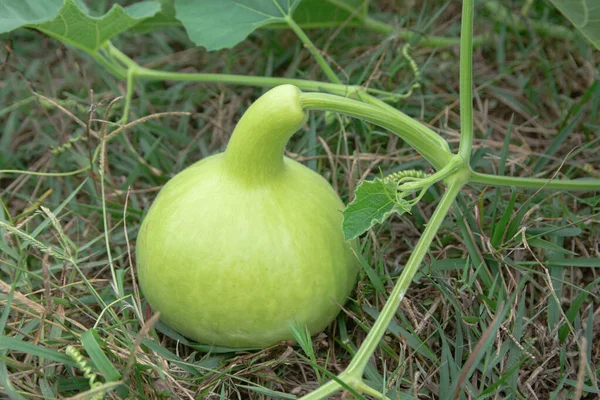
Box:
136, 85, 357, 348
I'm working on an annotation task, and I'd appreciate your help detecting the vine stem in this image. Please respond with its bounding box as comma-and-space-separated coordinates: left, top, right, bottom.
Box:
105, 42, 354, 96
122, 67, 136, 123
285, 16, 341, 84
469, 171, 600, 191
458, 0, 474, 161
300, 93, 453, 171
105, 43, 138, 69
133, 66, 361, 96
344, 175, 464, 375
106, 43, 407, 99
88, 50, 127, 79
300, 176, 466, 400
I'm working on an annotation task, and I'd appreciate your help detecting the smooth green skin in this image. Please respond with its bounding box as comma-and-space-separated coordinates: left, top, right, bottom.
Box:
136, 85, 358, 348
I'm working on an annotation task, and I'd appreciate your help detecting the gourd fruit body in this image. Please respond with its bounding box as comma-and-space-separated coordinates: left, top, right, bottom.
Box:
136, 85, 357, 348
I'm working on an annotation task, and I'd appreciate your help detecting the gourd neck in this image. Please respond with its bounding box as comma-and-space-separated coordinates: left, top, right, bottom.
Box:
223, 85, 308, 185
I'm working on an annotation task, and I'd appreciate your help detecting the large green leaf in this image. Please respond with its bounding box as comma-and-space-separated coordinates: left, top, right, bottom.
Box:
35, 0, 161, 52
133, 0, 179, 32
175, 0, 302, 51
0, 0, 161, 53
0, 0, 62, 33
550, 0, 600, 49
137, 0, 367, 35
287, 0, 367, 28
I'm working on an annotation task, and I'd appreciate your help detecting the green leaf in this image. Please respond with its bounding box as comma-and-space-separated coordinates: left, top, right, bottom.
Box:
137, 0, 368, 35
175, 0, 302, 51
133, 0, 179, 32
549, 0, 600, 49
282, 0, 367, 28
342, 178, 408, 241
33, 0, 160, 53
0, 0, 62, 33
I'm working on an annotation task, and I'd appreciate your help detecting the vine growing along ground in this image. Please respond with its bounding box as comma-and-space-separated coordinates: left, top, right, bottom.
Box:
0, 1, 599, 399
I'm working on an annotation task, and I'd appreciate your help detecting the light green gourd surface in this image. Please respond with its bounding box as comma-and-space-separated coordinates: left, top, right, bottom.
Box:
136, 85, 357, 348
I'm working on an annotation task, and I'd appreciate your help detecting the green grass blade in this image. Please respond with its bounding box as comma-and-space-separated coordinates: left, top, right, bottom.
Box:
238, 385, 297, 399
558, 277, 600, 342
0, 361, 28, 400
547, 258, 600, 267
363, 306, 437, 361
490, 189, 517, 248
0, 335, 76, 367
81, 329, 121, 382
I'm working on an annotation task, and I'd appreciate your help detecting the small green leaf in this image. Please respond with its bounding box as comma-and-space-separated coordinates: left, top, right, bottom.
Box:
33, 0, 160, 53
175, 0, 302, 51
342, 178, 408, 241
549, 0, 600, 49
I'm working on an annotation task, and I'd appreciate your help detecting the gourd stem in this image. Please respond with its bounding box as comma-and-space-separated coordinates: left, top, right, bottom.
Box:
223, 85, 308, 184
300, 93, 454, 171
